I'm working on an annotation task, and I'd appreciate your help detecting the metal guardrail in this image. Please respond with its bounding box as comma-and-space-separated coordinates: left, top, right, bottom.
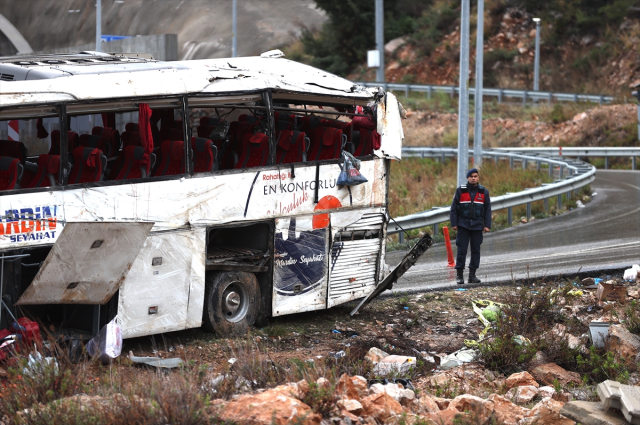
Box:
357, 81, 615, 105
388, 147, 597, 236
493, 147, 640, 170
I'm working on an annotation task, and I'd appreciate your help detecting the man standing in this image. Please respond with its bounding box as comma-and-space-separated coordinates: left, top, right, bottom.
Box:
449, 168, 491, 284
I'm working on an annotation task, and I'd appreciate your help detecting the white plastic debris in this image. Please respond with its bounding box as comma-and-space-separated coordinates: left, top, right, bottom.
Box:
86, 316, 122, 364
260, 49, 285, 58
623, 265, 640, 282
373, 355, 416, 375
576, 200, 585, 208
228, 358, 237, 364
23, 352, 58, 377
439, 348, 477, 370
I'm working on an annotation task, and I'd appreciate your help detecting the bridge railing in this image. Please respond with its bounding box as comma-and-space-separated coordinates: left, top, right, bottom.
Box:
389, 147, 597, 236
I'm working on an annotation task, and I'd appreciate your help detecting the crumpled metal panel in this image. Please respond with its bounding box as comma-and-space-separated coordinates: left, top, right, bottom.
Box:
118, 228, 206, 339
17, 222, 153, 305
327, 212, 385, 308
374, 92, 404, 161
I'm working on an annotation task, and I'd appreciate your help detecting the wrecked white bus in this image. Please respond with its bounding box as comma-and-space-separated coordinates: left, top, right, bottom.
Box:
0, 52, 431, 339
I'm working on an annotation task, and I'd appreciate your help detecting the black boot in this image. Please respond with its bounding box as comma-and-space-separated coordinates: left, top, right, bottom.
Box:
456, 268, 465, 285
468, 269, 481, 284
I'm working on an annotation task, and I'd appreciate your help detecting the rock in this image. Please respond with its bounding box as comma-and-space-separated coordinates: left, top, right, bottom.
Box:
204, 389, 322, 425
418, 394, 440, 413
336, 399, 363, 416
400, 389, 415, 403
488, 394, 530, 425
336, 374, 368, 401
538, 386, 556, 399
560, 400, 629, 425
316, 377, 331, 389
520, 397, 576, 424
449, 394, 494, 425
505, 385, 539, 403
425, 407, 467, 425
360, 392, 403, 423
608, 325, 640, 361
506, 371, 539, 389
531, 363, 582, 387
272, 380, 310, 400
527, 351, 549, 370
368, 383, 404, 402
433, 397, 451, 410
364, 347, 389, 363
384, 36, 407, 54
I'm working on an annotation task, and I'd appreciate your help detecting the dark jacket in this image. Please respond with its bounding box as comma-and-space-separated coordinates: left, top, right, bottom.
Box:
450, 183, 492, 231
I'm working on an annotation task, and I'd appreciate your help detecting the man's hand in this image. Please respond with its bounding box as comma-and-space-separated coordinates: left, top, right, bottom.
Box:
483, 227, 490, 233
452, 226, 458, 231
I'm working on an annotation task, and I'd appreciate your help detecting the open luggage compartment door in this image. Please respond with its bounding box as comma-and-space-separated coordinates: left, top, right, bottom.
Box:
17, 222, 154, 305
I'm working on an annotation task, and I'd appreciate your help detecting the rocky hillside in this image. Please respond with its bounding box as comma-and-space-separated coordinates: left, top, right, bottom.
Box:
352, 7, 640, 97
0, 0, 326, 59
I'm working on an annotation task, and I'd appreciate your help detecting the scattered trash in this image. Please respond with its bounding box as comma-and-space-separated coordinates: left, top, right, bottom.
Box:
567, 289, 584, 296
403, 306, 409, 310
623, 265, 640, 282
439, 348, 476, 370
373, 355, 416, 375
23, 352, 58, 377
228, 358, 237, 364
332, 329, 360, 337
130, 355, 184, 369
597, 379, 640, 424
589, 322, 610, 348
329, 350, 346, 359
576, 200, 585, 208
332, 329, 341, 334
512, 335, 531, 346
368, 378, 415, 391
337, 151, 368, 186
455, 288, 467, 291
86, 316, 122, 365
597, 281, 627, 304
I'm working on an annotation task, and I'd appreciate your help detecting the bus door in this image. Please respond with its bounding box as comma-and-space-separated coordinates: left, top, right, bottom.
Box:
272, 214, 329, 316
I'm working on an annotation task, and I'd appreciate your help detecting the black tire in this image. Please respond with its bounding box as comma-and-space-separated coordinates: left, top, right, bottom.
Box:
202, 271, 260, 337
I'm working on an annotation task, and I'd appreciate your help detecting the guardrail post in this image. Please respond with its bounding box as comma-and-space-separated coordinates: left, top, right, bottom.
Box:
507, 207, 512, 226
522, 91, 527, 107
428, 85, 432, 99
405, 84, 410, 97
633, 156, 636, 170
498, 89, 503, 104
574, 94, 578, 103
522, 159, 528, 169
526, 203, 531, 220
604, 156, 609, 169
450, 86, 455, 99
432, 224, 438, 237
599, 95, 604, 105
510, 157, 514, 169
399, 232, 404, 244
544, 198, 549, 213
536, 160, 541, 171
441, 152, 446, 163
557, 194, 562, 209
548, 93, 553, 104
549, 164, 553, 178
559, 165, 564, 178
566, 190, 571, 200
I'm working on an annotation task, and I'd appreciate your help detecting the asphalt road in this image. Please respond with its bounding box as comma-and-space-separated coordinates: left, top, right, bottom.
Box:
386, 170, 640, 293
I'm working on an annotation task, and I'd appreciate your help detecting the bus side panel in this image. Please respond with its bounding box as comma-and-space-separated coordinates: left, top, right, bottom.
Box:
272, 215, 328, 316
118, 229, 206, 339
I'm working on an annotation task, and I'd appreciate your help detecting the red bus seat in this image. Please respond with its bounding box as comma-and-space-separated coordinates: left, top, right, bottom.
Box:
234, 133, 268, 169
308, 127, 343, 161
153, 140, 185, 176
79, 134, 112, 158
0, 140, 27, 164
191, 137, 217, 173
68, 147, 105, 184
0, 156, 21, 190
115, 146, 151, 180
23, 154, 60, 188
276, 131, 307, 164
354, 128, 373, 156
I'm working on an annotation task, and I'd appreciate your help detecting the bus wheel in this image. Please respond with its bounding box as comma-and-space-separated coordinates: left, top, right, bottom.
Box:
202, 271, 260, 337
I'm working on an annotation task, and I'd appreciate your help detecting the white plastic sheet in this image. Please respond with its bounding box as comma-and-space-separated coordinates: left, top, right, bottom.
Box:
87, 316, 122, 364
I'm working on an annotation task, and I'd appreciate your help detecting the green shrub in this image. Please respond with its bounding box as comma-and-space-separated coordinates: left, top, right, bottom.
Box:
550, 104, 567, 124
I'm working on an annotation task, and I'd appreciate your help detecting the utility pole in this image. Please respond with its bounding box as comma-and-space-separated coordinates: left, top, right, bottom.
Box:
533, 18, 541, 91
457, 0, 470, 187
473, 0, 484, 168
96, 0, 102, 52
375, 0, 384, 83
232, 0, 238, 57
